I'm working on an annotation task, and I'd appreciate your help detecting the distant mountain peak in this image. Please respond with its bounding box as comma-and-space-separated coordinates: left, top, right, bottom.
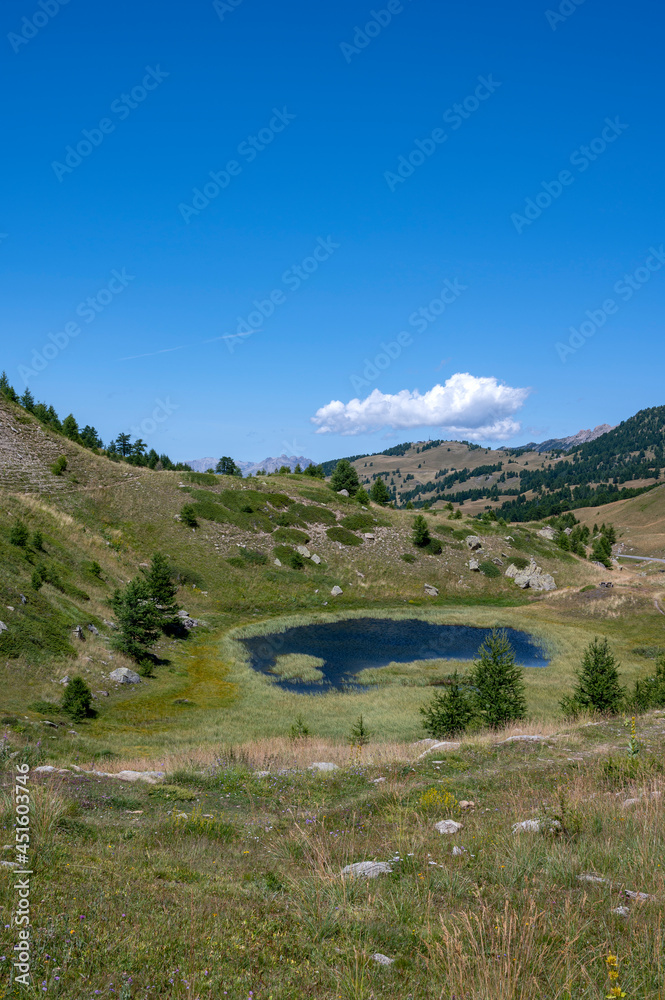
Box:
519, 424, 615, 454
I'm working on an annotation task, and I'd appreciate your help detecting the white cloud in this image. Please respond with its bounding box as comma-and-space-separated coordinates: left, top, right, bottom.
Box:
311, 373, 530, 440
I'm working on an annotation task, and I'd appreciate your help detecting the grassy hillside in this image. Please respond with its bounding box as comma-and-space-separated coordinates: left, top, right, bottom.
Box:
573, 484, 665, 559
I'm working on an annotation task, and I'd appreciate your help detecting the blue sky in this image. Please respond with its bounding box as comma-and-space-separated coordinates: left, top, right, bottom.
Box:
1, 0, 663, 463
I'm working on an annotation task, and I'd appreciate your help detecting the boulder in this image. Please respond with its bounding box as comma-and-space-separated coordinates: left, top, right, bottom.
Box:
337, 489, 350, 497
109, 667, 142, 684
363, 533, 375, 540
510, 559, 556, 592
458, 800, 475, 810
87, 624, 100, 635
435, 820, 463, 835
274, 558, 282, 566
72, 625, 85, 640
424, 584, 439, 596
468, 559, 480, 571
308, 762, 338, 772
0, 622, 7, 633
505, 564, 519, 578
296, 545, 311, 558
513, 818, 561, 833
465, 536, 482, 551
331, 586, 343, 597
501, 735, 544, 744
310, 554, 321, 565
342, 861, 392, 878
623, 889, 656, 901
537, 526, 557, 540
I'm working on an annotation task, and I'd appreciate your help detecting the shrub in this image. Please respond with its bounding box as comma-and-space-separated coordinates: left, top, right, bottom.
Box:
273, 527, 309, 545
273, 545, 305, 569
51, 455, 67, 476
180, 504, 198, 528
419, 787, 459, 814
471, 629, 526, 729
421, 671, 474, 737
480, 560, 500, 578
61, 676, 94, 721
562, 637, 624, 715
32, 530, 44, 551
10, 521, 29, 547
424, 539, 443, 555
401, 552, 417, 563
326, 526, 361, 546
511, 556, 529, 570
340, 512, 375, 532
289, 714, 310, 739
90, 561, 102, 578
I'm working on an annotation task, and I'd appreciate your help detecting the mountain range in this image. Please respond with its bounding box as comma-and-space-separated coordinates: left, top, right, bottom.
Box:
185, 454, 315, 476
517, 424, 615, 454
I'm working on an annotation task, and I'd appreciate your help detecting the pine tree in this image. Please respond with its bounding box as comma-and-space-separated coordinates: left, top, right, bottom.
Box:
115, 432, 132, 456
180, 504, 198, 528
111, 577, 163, 662
412, 515, 431, 548
0, 371, 18, 401
144, 553, 179, 625
10, 521, 29, 547
62, 414, 79, 441
369, 478, 391, 505
566, 637, 624, 714
216, 456, 242, 476
20, 388, 35, 412
348, 714, 371, 747
471, 629, 527, 729
420, 671, 474, 737
61, 676, 93, 721
330, 459, 360, 495
355, 486, 370, 505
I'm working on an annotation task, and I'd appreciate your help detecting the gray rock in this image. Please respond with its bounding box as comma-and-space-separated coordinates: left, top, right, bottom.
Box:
59, 676, 70, 685
310, 554, 321, 565
612, 906, 630, 917
452, 845, 467, 856
94, 690, 109, 697
337, 489, 350, 497
435, 819, 463, 835
103, 619, 118, 629
424, 584, 439, 596
93, 769, 164, 784
274, 558, 282, 566
20, 594, 27, 605
537, 526, 557, 540
512, 819, 542, 833
577, 874, 607, 884
363, 533, 375, 540
622, 797, 641, 808
0, 622, 8, 633
509, 559, 556, 592
371, 953, 395, 966
501, 735, 544, 744
331, 586, 343, 597
624, 889, 656, 901
109, 667, 142, 684
73, 625, 85, 640
342, 861, 392, 878
465, 535, 483, 551
296, 545, 311, 558
34, 765, 56, 773
87, 624, 99, 635
308, 762, 338, 772
468, 558, 480, 571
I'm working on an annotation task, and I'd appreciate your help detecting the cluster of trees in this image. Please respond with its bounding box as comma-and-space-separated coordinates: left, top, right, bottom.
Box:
422, 631, 665, 740
329, 459, 392, 504
111, 553, 180, 669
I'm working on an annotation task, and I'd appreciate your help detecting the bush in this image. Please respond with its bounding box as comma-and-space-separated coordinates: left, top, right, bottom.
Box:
32, 530, 44, 551
340, 512, 375, 532
471, 629, 526, 729
10, 521, 29, 547
511, 556, 529, 570
61, 676, 94, 721
273, 545, 305, 569
51, 455, 67, 476
562, 637, 624, 715
424, 539, 442, 555
401, 552, 417, 563
326, 526, 361, 546
273, 527, 309, 546
480, 560, 500, 578
421, 671, 474, 737
289, 714, 310, 739
180, 504, 198, 528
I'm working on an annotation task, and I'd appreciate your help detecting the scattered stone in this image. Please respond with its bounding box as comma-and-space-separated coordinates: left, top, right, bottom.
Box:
492, 558, 504, 566
624, 889, 656, 901
416, 740, 461, 759
501, 735, 545, 744
59, 676, 70, 685
308, 762, 338, 772
424, 584, 439, 596
612, 906, 630, 917
435, 820, 463, 835
342, 861, 392, 878
87, 624, 99, 635
254, 771, 271, 778
1, 860, 20, 869
67, 731, 78, 736
0, 622, 7, 633
34, 765, 56, 773
102, 619, 118, 629
126, 810, 144, 815
506, 559, 556, 592
296, 545, 311, 558
356, 570, 365, 578
622, 797, 641, 808
274, 558, 282, 567
578, 874, 607, 884
94, 690, 109, 698
512, 819, 560, 834
72, 625, 85, 640
330, 586, 343, 597
537, 526, 557, 540
20, 594, 27, 605
371, 953, 395, 966
458, 800, 475, 810
93, 769, 165, 784
363, 533, 375, 540
337, 489, 350, 497
371, 777, 386, 784
452, 845, 467, 856
6, 606, 14, 612
311, 554, 321, 565
109, 667, 142, 684
465, 536, 482, 551
42, 720, 58, 728
468, 558, 480, 571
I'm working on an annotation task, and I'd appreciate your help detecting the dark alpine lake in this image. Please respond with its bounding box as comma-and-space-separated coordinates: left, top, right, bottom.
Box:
240, 617, 549, 692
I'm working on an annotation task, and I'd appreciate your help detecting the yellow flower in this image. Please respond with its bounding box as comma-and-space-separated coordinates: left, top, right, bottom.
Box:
606, 989, 626, 999
606, 955, 618, 967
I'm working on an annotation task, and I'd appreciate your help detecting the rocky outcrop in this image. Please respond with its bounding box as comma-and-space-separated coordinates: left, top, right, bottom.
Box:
505, 559, 556, 591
